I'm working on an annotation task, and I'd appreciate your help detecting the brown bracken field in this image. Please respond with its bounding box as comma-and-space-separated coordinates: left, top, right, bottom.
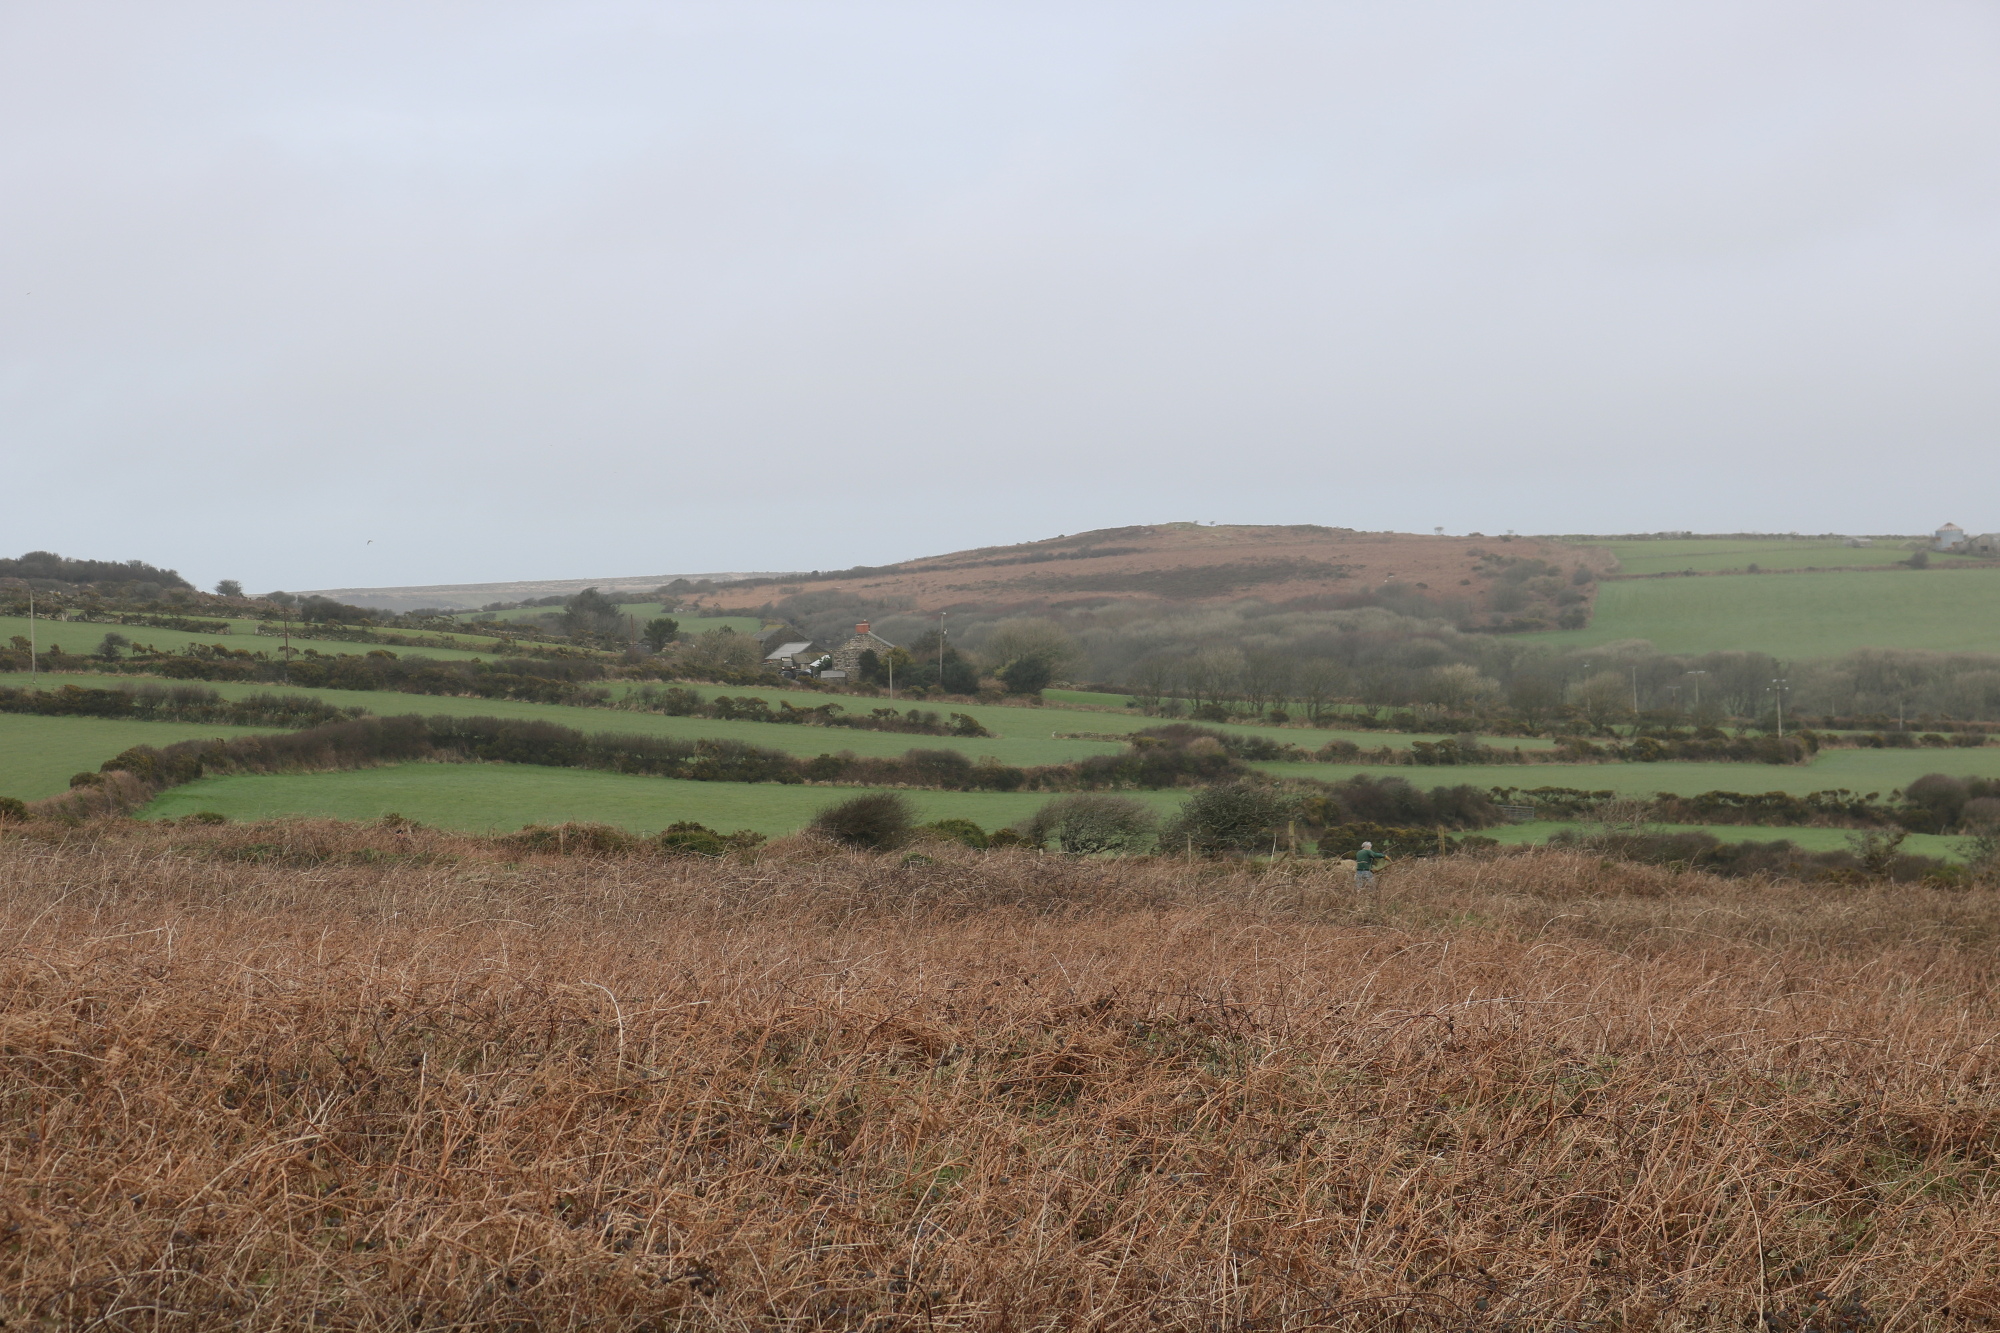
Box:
2, 820, 1998, 1330
679, 523, 1605, 616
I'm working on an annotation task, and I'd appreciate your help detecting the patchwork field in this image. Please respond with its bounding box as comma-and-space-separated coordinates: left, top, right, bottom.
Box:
1481, 818, 1973, 860
0, 713, 287, 800
1532, 566, 2000, 658
0, 614, 511, 662
468, 604, 765, 638
1256, 745, 2000, 797
2, 671, 1552, 763
138, 763, 1188, 834
1583, 536, 1926, 576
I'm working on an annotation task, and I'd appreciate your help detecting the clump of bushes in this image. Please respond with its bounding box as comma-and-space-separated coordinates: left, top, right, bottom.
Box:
1317, 823, 1458, 861
1021, 794, 1159, 854
1548, 827, 1963, 884
917, 818, 989, 849
810, 793, 916, 851
623, 687, 994, 738
0, 796, 28, 822
502, 823, 643, 855
1159, 784, 1290, 855
656, 821, 731, 856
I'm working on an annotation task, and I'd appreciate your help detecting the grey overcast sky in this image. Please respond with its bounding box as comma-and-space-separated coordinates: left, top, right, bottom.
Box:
5, 1, 1999, 591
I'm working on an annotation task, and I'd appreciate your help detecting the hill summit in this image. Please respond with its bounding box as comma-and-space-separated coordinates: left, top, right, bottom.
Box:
684, 523, 1604, 627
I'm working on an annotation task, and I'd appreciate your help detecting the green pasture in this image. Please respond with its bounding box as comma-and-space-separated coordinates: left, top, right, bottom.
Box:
464, 603, 766, 638
1583, 537, 1926, 577
1529, 568, 2000, 658
1475, 819, 1972, 860
1254, 744, 2000, 798
0, 615, 506, 663
138, 763, 1189, 836
598, 680, 1560, 754
1, 668, 1538, 760
0, 713, 287, 801
0, 672, 1129, 768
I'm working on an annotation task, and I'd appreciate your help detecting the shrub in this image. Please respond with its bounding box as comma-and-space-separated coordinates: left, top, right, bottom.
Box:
1317, 823, 1454, 861
1902, 773, 1970, 832
999, 656, 1053, 695
656, 821, 727, 857
809, 792, 916, 851
503, 823, 641, 855
918, 818, 989, 849
1022, 794, 1159, 855
1159, 784, 1288, 855
0, 796, 27, 822
181, 811, 230, 825
986, 827, 1026, 848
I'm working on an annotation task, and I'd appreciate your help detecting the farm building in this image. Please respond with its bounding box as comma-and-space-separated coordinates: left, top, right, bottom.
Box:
829, 621, 898, 678
1935, 522, 1967, 550
1968, 533, 2000, 556
762, 639, 825, 670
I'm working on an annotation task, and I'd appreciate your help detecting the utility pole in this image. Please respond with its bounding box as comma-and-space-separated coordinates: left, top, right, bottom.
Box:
938, 611, 948, 689
1771, 675, 1789, 738
27, 586, 37, 686
1684, 670, 1706, 712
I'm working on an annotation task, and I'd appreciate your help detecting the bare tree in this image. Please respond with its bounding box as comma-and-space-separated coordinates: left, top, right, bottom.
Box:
1124, 657, 1181, 716
1573, 671, 1631, 734
1293, 659, 1348, 723
1238, 650, 1295, 717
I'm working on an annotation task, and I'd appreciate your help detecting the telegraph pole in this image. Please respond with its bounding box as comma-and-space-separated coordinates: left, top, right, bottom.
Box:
938, 611, 948, 689
27, 586, 37, 686
1771, 675, 1789, 738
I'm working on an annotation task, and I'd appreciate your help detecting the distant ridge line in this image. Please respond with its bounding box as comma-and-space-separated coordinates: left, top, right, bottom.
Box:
300, 572, 801, 612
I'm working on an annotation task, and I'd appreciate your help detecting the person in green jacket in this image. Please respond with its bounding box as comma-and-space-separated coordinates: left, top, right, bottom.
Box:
1353, 841, 1388, 887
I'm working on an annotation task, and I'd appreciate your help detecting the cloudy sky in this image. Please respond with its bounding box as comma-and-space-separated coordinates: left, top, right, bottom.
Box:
5, 1, 1998, 591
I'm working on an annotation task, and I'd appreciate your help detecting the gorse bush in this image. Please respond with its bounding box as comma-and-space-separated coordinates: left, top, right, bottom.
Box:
1159, 784, 1290, 855
809, 792, 916, 851
916, 818, 989, 849
502, 823, 643, 855
657, 822, 727, 857
1317, 823, 1456, 861
1022, 794, 1159, 855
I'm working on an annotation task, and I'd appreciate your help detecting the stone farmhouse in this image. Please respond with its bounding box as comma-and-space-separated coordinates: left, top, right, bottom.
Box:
826, 621, 898, 682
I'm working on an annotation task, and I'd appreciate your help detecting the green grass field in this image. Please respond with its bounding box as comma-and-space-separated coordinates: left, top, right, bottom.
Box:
0, 713, 288, 801
3, 670, 1544, 765
1475, 818, 1972, 860
138, 763, 1190, 836
1255, 744, 2000, 797
464, 603, 765, 637
1530, 568, 2000, 658
1584, 537, 1927, 576
0, 615, 510, 663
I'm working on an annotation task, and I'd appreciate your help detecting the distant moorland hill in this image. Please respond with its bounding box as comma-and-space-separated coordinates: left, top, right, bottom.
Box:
683, 523, 1610, 626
